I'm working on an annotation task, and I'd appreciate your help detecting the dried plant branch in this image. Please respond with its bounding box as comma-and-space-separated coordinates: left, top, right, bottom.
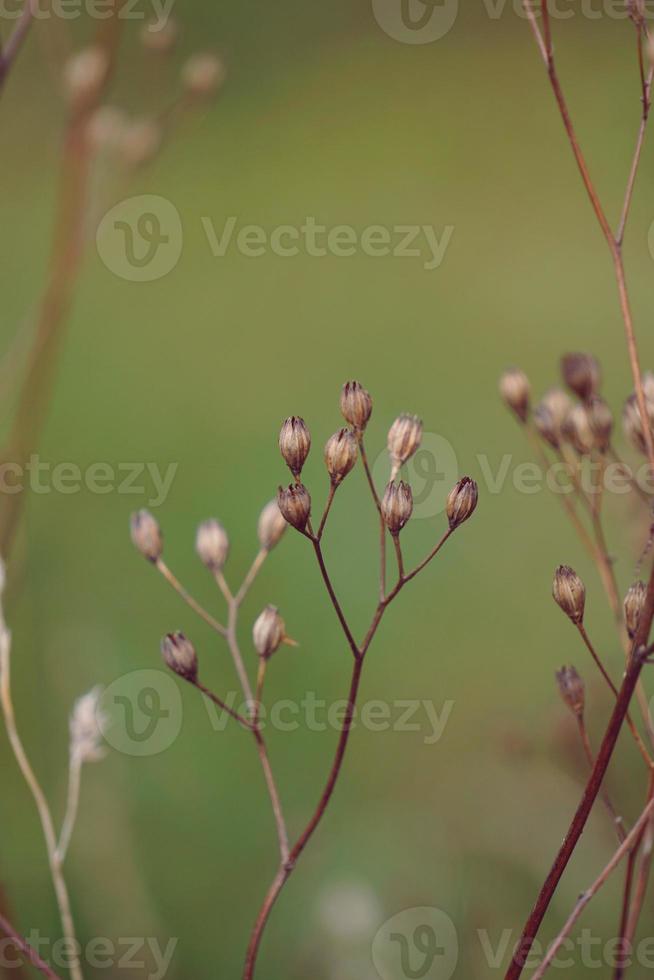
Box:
0, 631, 83, 980
575, 715, 626, 842
0, 0, 35, 90
505, 566, 654, 979
56, 751, 82, 865
155, 558, 228, 638
0, 911, 62, 979
529, 793, 654, 980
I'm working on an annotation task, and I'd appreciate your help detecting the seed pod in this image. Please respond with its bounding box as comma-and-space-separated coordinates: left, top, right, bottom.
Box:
130, 510, 163, 562
562, 404, 594, 456
499, 368, 530, 423
140, 18, 178, 53
277, 484, 311, 531
196, 519, 229, 571
561, 353, 601, 402
552, 565, 586, 625
257, 499, 287, 551
555, 666, 585, 718
181, 53, 225, 98
253, 605, 285, 659
585, 396, 613, 452
534, 388, 572, 449
161, 632, 198, 683
119, 118, 162, 168
388, 414, 422, 478
279, 417, 311, 477
324, 428, 358, 485
533, 404, 559, 450
623, 392, 654, 456
340, 381, 372, 431
63, 46, 108, 110
446, 477, 478, 530
624, 581, 647, 639
381, 481, 413, 535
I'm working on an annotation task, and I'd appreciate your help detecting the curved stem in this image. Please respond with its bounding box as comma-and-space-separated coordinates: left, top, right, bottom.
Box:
0, 911, 62, 979
56, 753, 82, 864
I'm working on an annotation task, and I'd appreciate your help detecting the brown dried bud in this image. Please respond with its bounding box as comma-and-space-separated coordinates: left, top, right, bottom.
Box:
446, 477, 478, 530
140, 18, 178, 53
253, 605, 285, 659
388, 414, 422, 478
534, 388, 572, 449
257, 499, 287, 551
499, 368, 530, 423
381, 481, 413, 535
181, 53, 225, 98
553, 565, 586, 624
324, 428, 358, 485
562, 404, 594, 456
556, 665, 585, 718
624, 581, 647, 640
63, 46, 108, 110
277, 484, 311, 531
340, 381, 372, 431
623, 392, 654, 456
279, 417, 311, 477
130, 510, 163, 562
586, 396, 613, 452
195, 519, 229, 571
561, 353, 601, 402
161, 632, 198, 683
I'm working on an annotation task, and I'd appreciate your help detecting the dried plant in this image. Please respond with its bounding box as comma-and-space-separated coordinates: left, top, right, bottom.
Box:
499, 6, 654, 977
132, 380, 478, 979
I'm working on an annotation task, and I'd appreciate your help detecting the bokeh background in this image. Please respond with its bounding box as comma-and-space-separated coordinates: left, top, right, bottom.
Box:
2, 1, 654, 977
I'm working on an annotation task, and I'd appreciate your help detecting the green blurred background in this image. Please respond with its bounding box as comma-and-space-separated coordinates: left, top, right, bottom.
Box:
2, 1, 654, 977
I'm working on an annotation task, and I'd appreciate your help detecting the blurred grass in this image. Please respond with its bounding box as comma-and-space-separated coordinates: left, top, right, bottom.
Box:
1, 2, 654, 977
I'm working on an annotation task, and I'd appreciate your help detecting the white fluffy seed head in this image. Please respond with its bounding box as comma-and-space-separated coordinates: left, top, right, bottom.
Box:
70, 687, 107, 764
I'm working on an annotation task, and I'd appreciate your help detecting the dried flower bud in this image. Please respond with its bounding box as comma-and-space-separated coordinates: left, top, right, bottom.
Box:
257, 499, 287, 551
624, 581, 647, 639
119, 118, 162, 167
324, 428, 358, 485
556, 666, 585, 718
562, 404, 595, 455
130, 510, 162, 562
381, 481, 413, 535
196, 519, 229, 571
181, 53, 225, 98
140, 17, 178, 53
623, 392, 654, 456
63, 46, 108, 110
561, 353, 601, 402
553, 565, 586, 625
499, 368, 530, 423
253, 605, 285, 659
279, 417, 311, 477
586, 396, 613, 452
161, 631, 198, 683
277, 484, 311, 531
446, 477, 478, 530
70, 687, 107, 763
534, 388, 572, 449
87, 105, 127, 153
388, 414, 422, 478
340, 381, 372, 431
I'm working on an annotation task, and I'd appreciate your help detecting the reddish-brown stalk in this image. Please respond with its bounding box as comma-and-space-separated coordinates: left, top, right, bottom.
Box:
0, 911, 62, 979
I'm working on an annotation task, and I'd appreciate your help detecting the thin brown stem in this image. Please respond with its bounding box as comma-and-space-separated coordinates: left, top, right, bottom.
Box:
0, 0, 35, 89
0, 912, 62, 979
391, 533, 404, 581
155, 559, 227, 637
192, 679, 253, 730
310, 537, 359, 658
317, 484, 337, 541
358, 436, 387, 600
529, 794, 654, 980
576, 716, 625, 842
608, 445, 651, 504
